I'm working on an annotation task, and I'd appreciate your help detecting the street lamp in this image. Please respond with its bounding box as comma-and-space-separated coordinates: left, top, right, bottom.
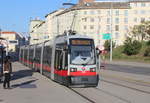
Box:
62, 3, 76, 6
0, 28, 1, 37
62, 2, 77, 32
110, 2, 113, 61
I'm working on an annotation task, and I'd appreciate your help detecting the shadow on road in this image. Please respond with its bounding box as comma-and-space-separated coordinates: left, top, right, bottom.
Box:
11, 79, 38, 89
11, 69, 34, 81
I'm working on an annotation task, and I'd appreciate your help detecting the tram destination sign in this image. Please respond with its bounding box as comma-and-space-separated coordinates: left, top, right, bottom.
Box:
70, 39, 92, 45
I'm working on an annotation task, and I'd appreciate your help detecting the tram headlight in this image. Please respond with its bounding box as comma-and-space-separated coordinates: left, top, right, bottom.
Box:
90, 68, 96, 72
70, 68, 77, 72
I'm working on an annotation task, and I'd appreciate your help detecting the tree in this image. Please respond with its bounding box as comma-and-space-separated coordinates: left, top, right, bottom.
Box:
104, 40, 115, 52
123, 37, 142, 55
130, 21, 150, 41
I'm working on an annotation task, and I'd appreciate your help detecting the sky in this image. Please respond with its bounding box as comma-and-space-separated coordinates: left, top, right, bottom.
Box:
0, 0, 126, 36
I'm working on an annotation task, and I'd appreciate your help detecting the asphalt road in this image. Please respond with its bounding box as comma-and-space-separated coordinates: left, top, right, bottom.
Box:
105, 63, 150, 76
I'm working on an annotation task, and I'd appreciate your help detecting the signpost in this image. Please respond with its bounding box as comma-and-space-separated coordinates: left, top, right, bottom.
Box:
102, 33, 111, 40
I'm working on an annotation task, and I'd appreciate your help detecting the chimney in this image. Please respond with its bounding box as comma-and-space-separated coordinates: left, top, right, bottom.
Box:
78, 0, 94, 4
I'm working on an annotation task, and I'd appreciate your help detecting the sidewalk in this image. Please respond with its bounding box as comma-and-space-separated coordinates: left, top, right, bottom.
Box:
0, 62, 89, 103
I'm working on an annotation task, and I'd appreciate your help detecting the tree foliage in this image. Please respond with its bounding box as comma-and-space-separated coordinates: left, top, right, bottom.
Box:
104, 40, 115, 51
123, 37, 142, 55
144, 47, 150, 57
130, 21, 150, 41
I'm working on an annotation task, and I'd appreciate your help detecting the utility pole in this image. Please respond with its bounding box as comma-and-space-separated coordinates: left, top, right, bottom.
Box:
0, 28, 1, 37
110, 2, 113, 61
57, 17, 59, 35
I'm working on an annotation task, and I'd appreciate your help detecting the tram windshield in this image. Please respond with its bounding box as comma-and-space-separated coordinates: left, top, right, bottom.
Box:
70, 39, 96, 65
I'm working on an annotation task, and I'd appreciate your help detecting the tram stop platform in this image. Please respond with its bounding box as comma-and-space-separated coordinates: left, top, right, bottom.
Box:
0, 62, 89, 103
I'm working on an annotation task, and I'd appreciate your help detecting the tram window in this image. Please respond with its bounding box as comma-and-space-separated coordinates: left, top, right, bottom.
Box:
54, 50, 63, 70
64, 51, 68, 70
59, 53, 63, 70
43, 46, 52, 66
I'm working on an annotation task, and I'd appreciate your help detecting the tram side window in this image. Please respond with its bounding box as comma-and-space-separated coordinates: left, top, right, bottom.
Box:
29, 49, 34, 62
36, 48, 41, 63
43, 46, 52, 66
54, 50, 63, 70
64, 51, 68, 70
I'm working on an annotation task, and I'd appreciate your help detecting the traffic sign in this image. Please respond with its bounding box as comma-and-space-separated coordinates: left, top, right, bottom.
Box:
102, 33, 111, 40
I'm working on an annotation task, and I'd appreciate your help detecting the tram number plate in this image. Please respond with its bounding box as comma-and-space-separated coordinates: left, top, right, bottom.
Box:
81, 78, 88, 81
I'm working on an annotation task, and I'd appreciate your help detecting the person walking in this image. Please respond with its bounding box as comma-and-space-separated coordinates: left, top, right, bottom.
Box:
3, 56, 12, 89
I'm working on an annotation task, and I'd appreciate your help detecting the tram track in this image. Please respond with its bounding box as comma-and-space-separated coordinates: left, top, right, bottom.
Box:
68, 86, 132, 103
64, 77, 150, 103
100, 73, 150, 88
69, 87, 96, 103
101, 79, 150, 94
94, 87, 132, 103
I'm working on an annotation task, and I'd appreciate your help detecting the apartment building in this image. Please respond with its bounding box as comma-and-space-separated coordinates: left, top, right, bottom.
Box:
29, 0, 150, 46
52, 1, 130, 46
0, 31, 26, 54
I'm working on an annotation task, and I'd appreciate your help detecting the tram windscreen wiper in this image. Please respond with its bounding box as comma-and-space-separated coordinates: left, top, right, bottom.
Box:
81, 57, 93, 65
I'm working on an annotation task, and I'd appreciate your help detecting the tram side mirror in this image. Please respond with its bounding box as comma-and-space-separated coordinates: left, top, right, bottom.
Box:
96, 48, 100, 55
63, 46, 68, 51
58, 66, 62, 70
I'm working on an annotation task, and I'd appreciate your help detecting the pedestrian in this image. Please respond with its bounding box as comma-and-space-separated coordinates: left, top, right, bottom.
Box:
3, 56, 12, 89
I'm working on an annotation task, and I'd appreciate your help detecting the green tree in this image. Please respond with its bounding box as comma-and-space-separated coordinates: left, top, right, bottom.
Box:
131, 21, 150, 41
104, 40, 115, 52
123, 37, 142, 55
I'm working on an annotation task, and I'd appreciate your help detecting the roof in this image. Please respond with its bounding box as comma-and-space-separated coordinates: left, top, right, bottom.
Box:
129, 0, 150, 2
56, 2, 130, 16
1, 31, 17, 34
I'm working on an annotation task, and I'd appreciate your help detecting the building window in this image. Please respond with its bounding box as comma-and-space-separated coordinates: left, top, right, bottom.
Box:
124, 10, 128, 16
107, 10, 111, 16
84, 11, 87, 15
134, 3, 137, 7
98, 17, 101, 22
107, 18, 110, 24
90, 10, 95, 15
134, 10, 138, 14
134, 18, 138, 23
90, 25, 94, 30
115, 18, 119, 24
82, 17, 87, 22
90, 18, 94, 22
97, 10, 101, 14
115, 32, 119, 39
124, 25, 128, 31
83, 25, 87, 30
141, 18, 145, 22
98, 25, 101, 31
141, 3, 146, 7
124, 18, 128, 24
141, 10, 146, 14
115, 25, 119, 31
149, 10, 150, 14
106, 25, 111, 31
115, 10, 119, 16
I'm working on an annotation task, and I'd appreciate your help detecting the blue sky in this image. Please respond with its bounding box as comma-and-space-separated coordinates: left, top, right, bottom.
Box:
0, 0, 126, 36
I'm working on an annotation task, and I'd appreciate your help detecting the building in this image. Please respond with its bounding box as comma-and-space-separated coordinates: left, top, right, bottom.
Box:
29, 0, 150, 46
0, 31, 26, 59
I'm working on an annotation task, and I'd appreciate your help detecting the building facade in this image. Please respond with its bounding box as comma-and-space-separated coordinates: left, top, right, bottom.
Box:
0, 31, 26, 58
29, 0, 150, 46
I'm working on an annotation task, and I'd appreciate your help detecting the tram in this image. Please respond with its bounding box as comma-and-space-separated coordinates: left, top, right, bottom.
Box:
0, 46, 5, 82
20, 32, 100, 87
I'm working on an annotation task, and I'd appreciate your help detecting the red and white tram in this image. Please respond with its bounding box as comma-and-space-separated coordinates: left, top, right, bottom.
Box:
20, 33, 100, 87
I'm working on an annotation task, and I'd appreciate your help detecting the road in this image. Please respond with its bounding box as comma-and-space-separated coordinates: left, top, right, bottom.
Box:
0, 62, 150, 103
106, 64, 150, 75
